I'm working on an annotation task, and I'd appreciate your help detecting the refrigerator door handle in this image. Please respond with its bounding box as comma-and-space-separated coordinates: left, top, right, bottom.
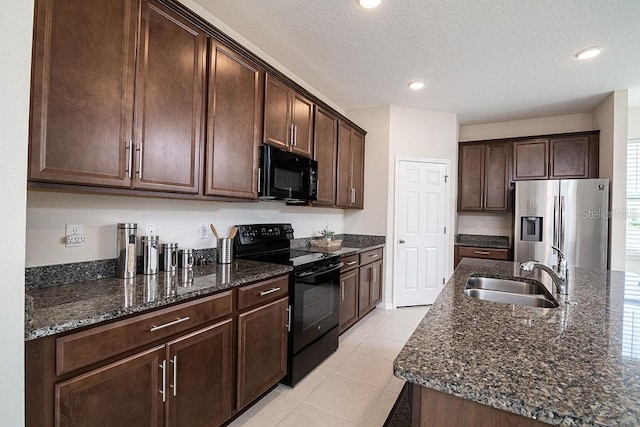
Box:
560, 195, 566, 251
553, 195, 559, 248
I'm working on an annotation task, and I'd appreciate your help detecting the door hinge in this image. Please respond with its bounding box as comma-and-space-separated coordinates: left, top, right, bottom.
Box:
444, 175, 448, 183
444, 226, 447, 234
442, 277, 445, 285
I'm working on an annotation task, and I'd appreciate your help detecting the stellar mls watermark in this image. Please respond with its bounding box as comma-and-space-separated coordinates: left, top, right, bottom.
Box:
580, 208, 632, 220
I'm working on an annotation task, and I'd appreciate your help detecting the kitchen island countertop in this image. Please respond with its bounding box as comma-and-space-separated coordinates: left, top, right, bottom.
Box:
25, 259, 292, 340
394, 258, 640, 425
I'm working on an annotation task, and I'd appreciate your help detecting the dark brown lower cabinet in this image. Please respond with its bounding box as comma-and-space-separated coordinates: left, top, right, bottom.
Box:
339, 269, 359, 333
359, 260, 383, 317
56, 346, 166, 427
55, 319, 234, 427
237, 297, 288, 410
166, 320, 234, 427
27, 275, 290, 427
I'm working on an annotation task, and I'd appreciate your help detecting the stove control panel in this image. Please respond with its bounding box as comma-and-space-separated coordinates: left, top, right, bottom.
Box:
234, 223, 294, 245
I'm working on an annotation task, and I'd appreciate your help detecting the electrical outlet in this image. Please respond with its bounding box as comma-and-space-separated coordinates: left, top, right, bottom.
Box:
65, 224, 86, 247
200, 223, 209, 239
146, 223, 157, 236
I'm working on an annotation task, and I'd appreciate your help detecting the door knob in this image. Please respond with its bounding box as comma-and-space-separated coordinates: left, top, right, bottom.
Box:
399, 239, 405, 244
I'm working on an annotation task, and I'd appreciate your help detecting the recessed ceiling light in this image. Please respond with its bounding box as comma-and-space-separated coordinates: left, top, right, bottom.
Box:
408, 81, 425, 90
575, 46, 603, 60
358, 0, 381, 9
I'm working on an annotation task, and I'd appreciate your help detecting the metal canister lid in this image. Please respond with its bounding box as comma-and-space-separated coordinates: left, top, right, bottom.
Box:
162, 242, 178, 249
179, 248, 193, 254
142, 235, 160, 243
118, 223, 138, 229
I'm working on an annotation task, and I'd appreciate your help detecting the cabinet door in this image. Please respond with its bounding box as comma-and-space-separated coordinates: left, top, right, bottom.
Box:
237, 297, 288, 409
55, 346, 165, 427
290, 92, 314, 158
358, 263, 373, 317
133, 0, 204, 193
166, 319, 234, 427
484, 142, 510, 211
205, 41, 263, 199
549, 136, 590, 179
29, 0, 137, 187
513, 139, 548, 180
350, 130, 366, 209
263, 75, 291, 150
457, 144, 485, 211
369, 260, 383, 308
313, 106, 338, 206
339, 269, 359, 333
336, 121, 353, 207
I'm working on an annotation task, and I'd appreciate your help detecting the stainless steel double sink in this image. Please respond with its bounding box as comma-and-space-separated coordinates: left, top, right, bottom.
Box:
464, 274, 559, 308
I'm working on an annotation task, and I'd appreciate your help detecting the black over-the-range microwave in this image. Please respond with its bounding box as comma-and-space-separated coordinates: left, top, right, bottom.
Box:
259, 145, 318, 202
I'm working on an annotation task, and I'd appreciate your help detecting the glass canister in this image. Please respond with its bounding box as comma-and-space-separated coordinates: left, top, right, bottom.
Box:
161, 242, 178, 272
141, 235, 160, 275
117, 223, 137, 279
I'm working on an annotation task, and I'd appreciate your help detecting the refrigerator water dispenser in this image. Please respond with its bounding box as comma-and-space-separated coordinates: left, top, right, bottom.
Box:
520, 217, 542, 241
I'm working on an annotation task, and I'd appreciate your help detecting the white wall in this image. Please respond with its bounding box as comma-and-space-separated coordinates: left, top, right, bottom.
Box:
630, 107, 640, 139
27, 192, 345, 267
594, 90, 628, 271
0, 0, 33, 424
459, 113, 594, 141
457, 213, 512, 238
344, 107, 390, 235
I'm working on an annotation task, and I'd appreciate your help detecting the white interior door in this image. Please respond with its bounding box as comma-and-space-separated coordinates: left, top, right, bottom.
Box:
394, 159, 448, 307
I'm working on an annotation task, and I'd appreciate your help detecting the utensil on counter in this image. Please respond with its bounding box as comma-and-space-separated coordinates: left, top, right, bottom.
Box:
217, 238, 233, 264
228, 226, 238, 240
210, 223, 220, 239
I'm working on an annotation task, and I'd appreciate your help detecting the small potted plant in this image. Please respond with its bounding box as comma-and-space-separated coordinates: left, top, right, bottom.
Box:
319, 226, 336, 241
310, 227, 342, 250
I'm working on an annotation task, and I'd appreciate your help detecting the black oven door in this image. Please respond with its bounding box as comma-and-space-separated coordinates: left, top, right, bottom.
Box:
291, 260, 342, 354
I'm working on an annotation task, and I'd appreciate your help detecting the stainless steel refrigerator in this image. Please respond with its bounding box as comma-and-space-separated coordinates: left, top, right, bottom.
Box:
514, 179, 609, 269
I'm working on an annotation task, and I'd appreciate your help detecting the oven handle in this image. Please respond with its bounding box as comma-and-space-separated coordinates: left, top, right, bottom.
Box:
295, 262, 343, 278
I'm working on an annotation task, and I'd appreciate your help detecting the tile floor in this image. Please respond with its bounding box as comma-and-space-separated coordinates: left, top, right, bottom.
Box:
229, 305, 430, 427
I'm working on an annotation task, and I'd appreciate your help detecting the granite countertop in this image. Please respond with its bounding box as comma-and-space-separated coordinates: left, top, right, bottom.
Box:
303, 236, 385, 257
25, 259, 292, 341
455, 233, 511, 249
394, 258, 640, 425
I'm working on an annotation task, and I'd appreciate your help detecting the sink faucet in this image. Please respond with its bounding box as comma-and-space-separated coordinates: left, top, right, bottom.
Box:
520, 246, 569, 295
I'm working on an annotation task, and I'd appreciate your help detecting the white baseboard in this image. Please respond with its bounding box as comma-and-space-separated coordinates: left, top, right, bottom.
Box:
377, 302, 395, 310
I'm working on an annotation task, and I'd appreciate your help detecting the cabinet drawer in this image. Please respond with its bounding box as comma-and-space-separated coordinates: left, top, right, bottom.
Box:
359, 248, 383, 266
457, 246, 510, 260
238, 275, 289, 311
340, 255, 359, 272
56, 291, 233, 376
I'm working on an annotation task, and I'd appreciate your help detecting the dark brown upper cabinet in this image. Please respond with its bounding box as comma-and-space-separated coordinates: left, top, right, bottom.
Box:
336, 121, 365, 209
458, 141, 510, 212
29, 0, 205, 194
29, 0, 138, 188
133, 0, 204, 194
263, 74, 314, 158
313, 106, 338, 206
204, 41, 264, 199
513, 132, 599, 180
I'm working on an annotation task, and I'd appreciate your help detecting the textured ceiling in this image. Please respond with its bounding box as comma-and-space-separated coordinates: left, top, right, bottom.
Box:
192, 0, 640, 125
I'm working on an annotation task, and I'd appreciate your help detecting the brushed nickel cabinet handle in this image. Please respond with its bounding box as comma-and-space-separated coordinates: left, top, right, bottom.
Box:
160, 360, 167, 403
286, 305, 292, 332
150, 316, 190, 332
370, 254, 379, 259
474, 251, 491, 255
170, 355, 177, 397
259, 287, 281, 296
341, 281, 345, 300
347, 261, 358, 266
125, 140, 132, 178
136, 142, 143, 178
